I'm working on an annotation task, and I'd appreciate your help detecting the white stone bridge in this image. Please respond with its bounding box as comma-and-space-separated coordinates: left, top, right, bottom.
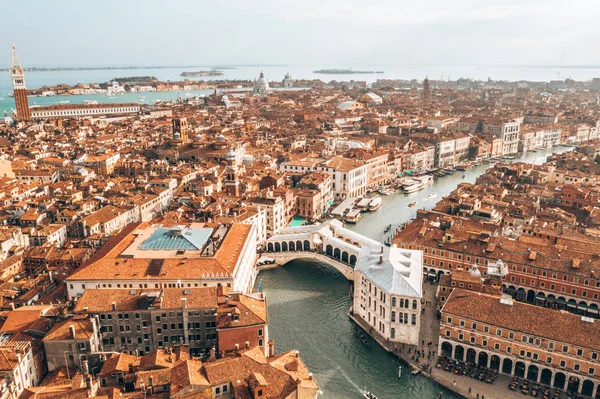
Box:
263, 219, 383, 281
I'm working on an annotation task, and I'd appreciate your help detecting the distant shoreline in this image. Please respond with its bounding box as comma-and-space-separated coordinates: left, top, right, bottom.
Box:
0, 65, 276, 72
314, 69, 384, 74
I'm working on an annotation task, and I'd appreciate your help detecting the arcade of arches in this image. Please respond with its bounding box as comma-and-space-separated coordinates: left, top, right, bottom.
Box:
439, 339, 600, 398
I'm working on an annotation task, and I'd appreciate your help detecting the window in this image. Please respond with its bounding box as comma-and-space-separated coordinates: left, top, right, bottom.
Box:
560, 360, 566, 368
472, 323, 477, 330
590, 368, 595, 375
496, 329, 502, 337
391, 328, 396, 339
411, 314, 416, 325
546, 357, 552, 364
563, 345, 569, 353
574, 364, 581, 371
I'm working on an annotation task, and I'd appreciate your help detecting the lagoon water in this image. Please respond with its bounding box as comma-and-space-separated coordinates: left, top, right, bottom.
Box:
1, 64, 600, 115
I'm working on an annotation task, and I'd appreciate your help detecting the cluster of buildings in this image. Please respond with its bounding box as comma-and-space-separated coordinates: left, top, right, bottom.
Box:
2, 42, 600, 398
390, 144, 600, 397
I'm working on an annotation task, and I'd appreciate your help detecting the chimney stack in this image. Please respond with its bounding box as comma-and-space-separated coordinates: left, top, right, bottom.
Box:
69, 325, 76, 339
82, 360, 89, 376
111, 302, 116, 311
9, 303, 15, 310
209, 347, 216, 361
245, 341, 250, 349
267, 339, 275, 357
234, 343, 239, 352
379, 255, 383, 264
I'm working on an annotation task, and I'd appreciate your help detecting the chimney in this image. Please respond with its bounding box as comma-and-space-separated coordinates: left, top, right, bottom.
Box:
268, 339, 275, 357
209, 347, 216, 361
295, 350, 300, 358
9, 303, 15, 310
308, 373, 313, 381
234, 343, 239, 352
82, 360, 89, 376
69, 325, 76, 339
245, 341, 250, 349
380, 246, 383, 254
111, 302, 116, 311
379, 255, 383, 264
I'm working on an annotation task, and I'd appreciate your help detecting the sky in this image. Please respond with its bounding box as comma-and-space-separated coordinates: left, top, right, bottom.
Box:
2, 0, 600, 67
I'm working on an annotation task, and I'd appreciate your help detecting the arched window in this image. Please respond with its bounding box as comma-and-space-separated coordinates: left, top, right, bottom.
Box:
400, 298, 404, 308
391, 297, 397, 307
391, 328, 396, 340
411, 314, 417, 325
391, 311, 396, 323
412, 300, 417, 310
404, 313, 408, 324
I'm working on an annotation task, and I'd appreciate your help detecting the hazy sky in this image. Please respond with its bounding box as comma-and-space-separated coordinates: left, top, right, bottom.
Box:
2, 0, 599, 67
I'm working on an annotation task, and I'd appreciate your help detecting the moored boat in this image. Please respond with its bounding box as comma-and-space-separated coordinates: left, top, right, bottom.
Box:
345, 209, 362, 224
408, 202, 417, 208
368, 197, 382, 211
355, 329, 370, 348
363, 391, 378, 399
402, 179, 424, 193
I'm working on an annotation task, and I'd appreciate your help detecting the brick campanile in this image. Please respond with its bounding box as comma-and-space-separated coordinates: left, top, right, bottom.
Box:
11, 44, 30, 121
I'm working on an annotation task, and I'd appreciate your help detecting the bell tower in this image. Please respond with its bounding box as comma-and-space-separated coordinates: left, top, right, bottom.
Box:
11, 44, 30, 121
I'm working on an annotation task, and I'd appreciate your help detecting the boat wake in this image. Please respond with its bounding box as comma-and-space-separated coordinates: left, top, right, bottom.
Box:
336, 366, 364, 394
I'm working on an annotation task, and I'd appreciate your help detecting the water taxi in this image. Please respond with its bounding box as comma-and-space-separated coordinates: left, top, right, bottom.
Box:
368, 197, 382, 211
363, 391, 378, 399
83, 100, 98, 105
408, 202, 417, 208
345, 209, 362, 224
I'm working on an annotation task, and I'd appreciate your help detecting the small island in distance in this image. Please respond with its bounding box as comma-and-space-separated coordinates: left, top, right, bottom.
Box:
313, 68, 384, 74
180, 70, 224, 77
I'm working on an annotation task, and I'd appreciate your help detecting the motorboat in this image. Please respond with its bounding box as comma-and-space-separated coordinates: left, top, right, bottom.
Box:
83, 100, 98, 105
368, 197, 382, 211
408, 202, 417, 208
59, 100, 70, 103
363, 391, 378, 399
427, 193, 437, 199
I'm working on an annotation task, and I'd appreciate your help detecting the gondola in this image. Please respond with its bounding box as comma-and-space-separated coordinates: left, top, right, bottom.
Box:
355, 329, 371, 348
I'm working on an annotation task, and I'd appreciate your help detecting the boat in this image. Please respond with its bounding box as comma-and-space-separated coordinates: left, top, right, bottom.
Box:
363, 391, 378, 399
83, 100, 98, 105
408, 202, 417, 208
345, 209, 362, 224
355, 329, 370, 348
412, 369, 421, 376
59, 100, 70, 104
502, 155, 516, 160
415, 175, 434, 186
356, 197, 372, 211
384, 224, 392, 233
378, 187, 394, 195
402, 179, 424, 194
427, 193, 437, 199
368, 197, 382, 211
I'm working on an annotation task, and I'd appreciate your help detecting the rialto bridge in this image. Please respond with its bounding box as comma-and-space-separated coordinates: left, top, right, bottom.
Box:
262, 219, 383, 281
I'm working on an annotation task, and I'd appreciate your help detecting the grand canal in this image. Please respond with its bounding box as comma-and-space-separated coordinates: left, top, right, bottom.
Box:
256, 146, 573, 399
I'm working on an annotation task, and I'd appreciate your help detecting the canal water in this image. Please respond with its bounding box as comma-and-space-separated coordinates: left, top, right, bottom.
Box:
256, 146, 573, 399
